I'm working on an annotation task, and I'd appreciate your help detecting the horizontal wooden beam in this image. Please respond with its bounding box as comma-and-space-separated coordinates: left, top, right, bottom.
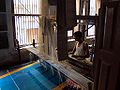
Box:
76, 15, 99, 20
13, 14, 41, 16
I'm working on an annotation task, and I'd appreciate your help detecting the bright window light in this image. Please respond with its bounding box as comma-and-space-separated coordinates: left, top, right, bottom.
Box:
67, 30, 73, 37
90, 0, 96, 15
88, 25, 95, 36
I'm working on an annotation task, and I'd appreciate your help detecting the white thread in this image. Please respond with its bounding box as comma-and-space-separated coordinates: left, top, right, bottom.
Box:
7, 70, 21, 90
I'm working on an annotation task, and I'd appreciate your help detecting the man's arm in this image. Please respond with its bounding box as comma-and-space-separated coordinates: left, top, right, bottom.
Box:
69, 42, 76, 54
83, 43, 90, 58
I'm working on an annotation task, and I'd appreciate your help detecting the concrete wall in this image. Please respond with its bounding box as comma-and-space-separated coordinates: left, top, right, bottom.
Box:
0, 0, 15, 58
0, 0, 19, 67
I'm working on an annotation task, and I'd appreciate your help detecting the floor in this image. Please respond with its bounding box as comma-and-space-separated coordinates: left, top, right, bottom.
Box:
0, 61, 67, 90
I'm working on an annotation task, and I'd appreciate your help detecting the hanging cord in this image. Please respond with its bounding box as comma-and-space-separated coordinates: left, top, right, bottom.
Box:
47, 19, 58, 60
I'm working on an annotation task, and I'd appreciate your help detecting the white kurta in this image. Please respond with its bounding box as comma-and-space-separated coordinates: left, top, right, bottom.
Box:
74, 41, 86, 56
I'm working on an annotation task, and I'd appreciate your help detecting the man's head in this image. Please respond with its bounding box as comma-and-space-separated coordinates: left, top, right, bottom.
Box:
73, 31, 83, 41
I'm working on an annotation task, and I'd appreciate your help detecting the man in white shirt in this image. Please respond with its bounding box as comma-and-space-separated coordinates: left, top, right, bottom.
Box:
70, 31, 89, 58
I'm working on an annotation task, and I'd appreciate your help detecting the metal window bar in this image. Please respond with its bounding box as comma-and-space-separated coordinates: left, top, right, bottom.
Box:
14, 16, 40, 46
13, 0, 40, 46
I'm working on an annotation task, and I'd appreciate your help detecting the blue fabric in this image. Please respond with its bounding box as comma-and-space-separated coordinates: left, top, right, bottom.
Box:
0, 62, 67, 90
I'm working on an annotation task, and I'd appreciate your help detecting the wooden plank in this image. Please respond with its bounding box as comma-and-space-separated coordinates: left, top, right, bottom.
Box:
14, 14, 41, 16
76, 15, 98, 20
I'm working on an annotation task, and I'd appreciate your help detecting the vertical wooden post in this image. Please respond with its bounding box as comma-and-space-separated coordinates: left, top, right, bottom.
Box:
57, 0, 76, 61
57, 0, 68, 61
